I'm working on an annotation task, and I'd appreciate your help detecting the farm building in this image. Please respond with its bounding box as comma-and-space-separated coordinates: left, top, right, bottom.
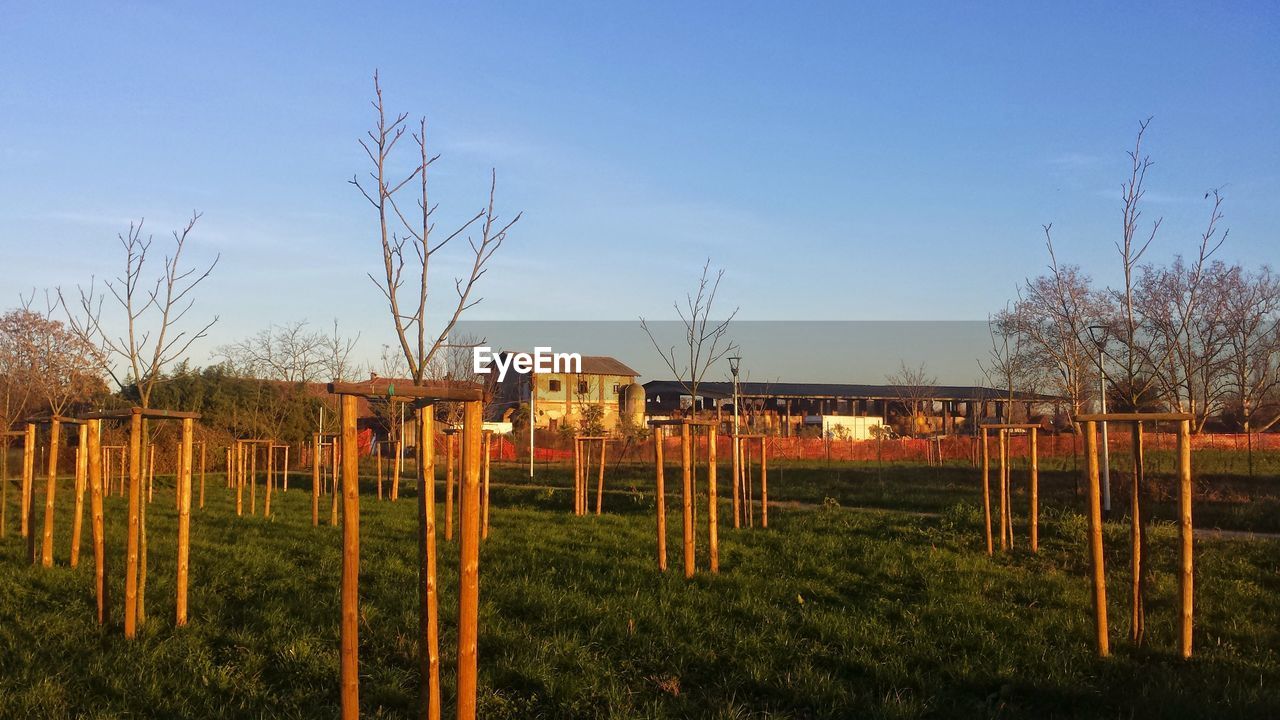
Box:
487, 353, 645, 433
642, 380, 1060, 436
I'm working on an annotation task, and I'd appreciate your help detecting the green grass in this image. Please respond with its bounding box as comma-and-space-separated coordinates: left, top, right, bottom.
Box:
1, 464, 1278, 718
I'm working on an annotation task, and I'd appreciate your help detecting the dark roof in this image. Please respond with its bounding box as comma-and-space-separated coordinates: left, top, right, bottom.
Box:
643, 380, 1058, 403
497, 352, 638, 377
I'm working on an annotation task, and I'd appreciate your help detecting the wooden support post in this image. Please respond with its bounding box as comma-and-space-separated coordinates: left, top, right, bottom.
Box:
339, 395, 361, 720
1029, 428, 1039, 553
1004, 430, 1014, 550
148, 444, 155, 504
1129, 421, 1146, 646
457, 400, 483, 720
997, 429, 1008, 552
200, 441, 207, 508
681, 423, 695, 578
125, 411, 142, 639
572, 438, 581, 516
225, 447, 231, 489
981, 429, 992, 555
250, 444, 257, 515
21, 423, 34, 542
88, 419, 107, 625
760, 438, 768, 529
312, 434, 320, 527
1177, 419, 1194, 659
391, 440, 401, 502
595, 438, 606, 516
176, 417, 193, 627
265, 444, 274, 517
41, 418, 61, 567
377, 442, 384, 500
235, 442, 244, 516
71, 424, 88, 567
731, 435, 741, 529
416, 406, 441, 720
1083, 421, 1109, 657
283, 445, 290, 493
330, 440, 340, 527
445, 432, 455, 541
482, 433, 492, 539
655, 427, 667, 571
708, 428, 719, 573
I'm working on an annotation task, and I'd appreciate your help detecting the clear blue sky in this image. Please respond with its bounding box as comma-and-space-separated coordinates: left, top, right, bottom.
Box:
2, 2, 1277, 379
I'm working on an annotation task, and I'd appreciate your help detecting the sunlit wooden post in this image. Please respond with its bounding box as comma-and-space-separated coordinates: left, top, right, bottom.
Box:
235, 442, 244, 516
377, 441, 384, 500
250, 443, 257, 515
997, 429, 1008, 552
225, 446, 232, 489
654, 425, 667, 571
176, 417, 193, 627
595, 438, 606, 515
760, 437, 768, 528
312, 434, 321, 527
200, 441, 207, 508
339, 394, 361, 720
40, 418, 61, 567
458, 400, 483, 720
331, 439, 340, 527
391, 439, 401, 502
148, 444, 156, 504
283, 445, 290, 493
416, 404, 441, 720
482, 431, 492, 539
707, 427, 719, 573
730, 435, 741, 529
1029, 427, 1039, 553
88, 419, 107, 624
981, 429, 992, 555
21, 423, 35, 543
265, 443, 275, 517
71, 423, 88, 567
1177, 418, 1194, 658
125, 410, 143, 639
681, 422, 694, 578
445, 431, 456, 541
1082, 420, 1109, 657
1130, 420, 1146, 645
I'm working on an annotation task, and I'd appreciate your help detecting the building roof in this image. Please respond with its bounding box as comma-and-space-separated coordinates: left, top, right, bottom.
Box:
496, 352, 638, 377
643, 380, 1059, 403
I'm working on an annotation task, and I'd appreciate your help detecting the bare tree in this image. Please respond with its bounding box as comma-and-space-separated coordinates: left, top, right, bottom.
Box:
321, 319, 361, 382
61, 213, 219, 408
981, 305, 1040, 424
886, 360, 938, 436
1221, 265, 1280, 471
350, 71, 519, 720
641, 258, 738, 414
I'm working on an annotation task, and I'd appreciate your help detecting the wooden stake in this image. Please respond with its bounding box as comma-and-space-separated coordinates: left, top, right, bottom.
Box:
708, 428, 719, 573
981, 430, 992, 555
595, 438, 606, 516
176, 417, 193, 627
1083, 421, 1109, 657
1130, 421, 1146, 646
88, 419, 107, 625
481, 433, 491, 539
250, 444, 257, 515
760, 438, 768, 529
446, 433, 455, 541
1177, 419, 1194, 659
457, 400, 483, 720
235, 442, 244, 516
377, 441, 384, 500
21, 424, 34, 541
997, 429, 1008, 552
265, 443, 274, 517
200, 441, 207, 508
283, 445, 290, 493
655, 426, 667, 571
312, 434, 320, 527
330, 440, 340, 527
573, 438, 582, 516
339, 395, 361, 720
148, 444, 155, 503
681, 423, 694, 578
1029, 428, 1039, 553
731, 435, 740, 529
391, 439, 401, 502
416, 406, 440, 720
41, 418, 61, 567
125, 411, 142, 639
71, 424, 88, 567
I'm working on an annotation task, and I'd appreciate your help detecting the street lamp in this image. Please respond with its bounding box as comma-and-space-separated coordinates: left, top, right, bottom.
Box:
1087, 324, 1112, 513
728, 356, 742, 437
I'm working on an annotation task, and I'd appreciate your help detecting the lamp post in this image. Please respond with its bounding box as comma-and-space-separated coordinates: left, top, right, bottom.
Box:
728, 356, 742, 437
1087, 325, 1112, 513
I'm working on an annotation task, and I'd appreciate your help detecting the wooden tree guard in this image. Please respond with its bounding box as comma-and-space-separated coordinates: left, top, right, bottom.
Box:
325, 379, 486, 720
444, 429, 457, 542
0, 429, 29, 539
80, 407, 201, 639
733, 435, 769, 529
481, 430, 493, 539
572, 436, 609, 516
978, 424, 1040, 554
1075, 412, 1196, 659
649, 419, 718, 578
654, 425, 667, 571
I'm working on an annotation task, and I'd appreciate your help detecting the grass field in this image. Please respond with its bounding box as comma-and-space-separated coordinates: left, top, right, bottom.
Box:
1, 460, 1278, 719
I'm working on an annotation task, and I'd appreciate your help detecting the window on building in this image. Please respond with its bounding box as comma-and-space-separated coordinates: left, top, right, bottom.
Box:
578, 380, 589, 394
549, 379, 562, 392
612, 383, 621, 393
